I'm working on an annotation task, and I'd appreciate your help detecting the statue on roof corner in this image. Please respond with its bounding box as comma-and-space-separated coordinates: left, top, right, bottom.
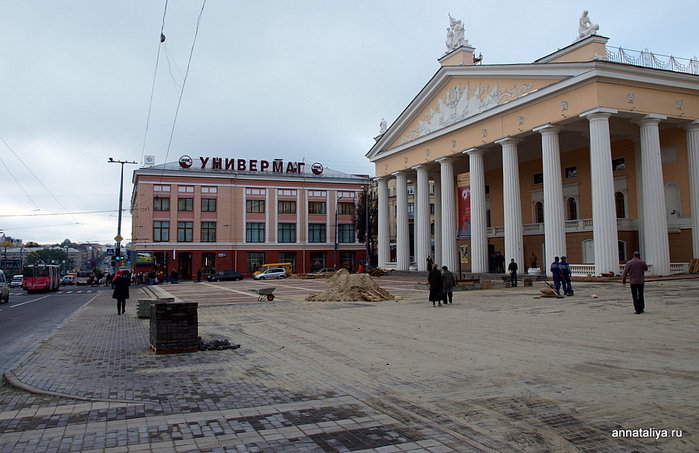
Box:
446, 14, 467, 52
379, 118, 387, 134
577, 10, 599, 41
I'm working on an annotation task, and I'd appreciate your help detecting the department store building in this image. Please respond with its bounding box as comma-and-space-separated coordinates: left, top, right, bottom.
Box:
130, 157, 369, 278
367, 15, 699, 276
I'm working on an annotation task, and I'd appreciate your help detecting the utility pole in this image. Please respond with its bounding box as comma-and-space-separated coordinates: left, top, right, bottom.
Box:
108, 158, 138, 273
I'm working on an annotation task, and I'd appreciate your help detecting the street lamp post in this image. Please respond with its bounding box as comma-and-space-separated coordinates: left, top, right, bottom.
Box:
108, 158, 138, 273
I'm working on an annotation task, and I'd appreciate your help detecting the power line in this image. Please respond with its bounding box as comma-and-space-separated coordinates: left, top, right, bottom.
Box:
0, 142, 41, 210
140, 0, 170, 165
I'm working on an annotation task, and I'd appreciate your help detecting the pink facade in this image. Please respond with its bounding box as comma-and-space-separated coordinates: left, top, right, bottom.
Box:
130, 160, 370, 278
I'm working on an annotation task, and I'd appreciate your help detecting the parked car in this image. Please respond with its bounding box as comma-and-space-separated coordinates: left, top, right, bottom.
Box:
61, 275, 76, 286
253, 268, 288, 280
206, 270, 244, 282
10, 274, 23, 288
313, 268, 337, 275
0, 270, 9, 304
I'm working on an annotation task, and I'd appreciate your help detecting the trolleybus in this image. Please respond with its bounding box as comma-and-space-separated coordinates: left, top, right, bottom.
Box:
22, 264, 61, 293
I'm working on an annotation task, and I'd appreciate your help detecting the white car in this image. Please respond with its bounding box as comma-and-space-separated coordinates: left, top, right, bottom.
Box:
0, 270, 9, 303
253, 268, 288, 280
10, 274, 23, 288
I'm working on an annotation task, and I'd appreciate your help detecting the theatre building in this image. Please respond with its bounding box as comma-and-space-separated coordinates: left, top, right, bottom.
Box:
367, 14, 699, 276
130, 157, 370, 278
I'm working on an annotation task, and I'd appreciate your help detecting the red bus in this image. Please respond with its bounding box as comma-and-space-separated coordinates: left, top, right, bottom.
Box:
22, 264, 61, 293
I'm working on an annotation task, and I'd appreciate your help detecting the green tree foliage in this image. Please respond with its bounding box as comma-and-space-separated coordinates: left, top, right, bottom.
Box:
25, 249, 70, 267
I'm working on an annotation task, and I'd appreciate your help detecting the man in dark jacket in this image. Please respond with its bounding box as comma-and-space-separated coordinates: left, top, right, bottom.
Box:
441, 266, 455, 304
507, 259, 518, 287
621, 251, 648, 314
550, 256, 562, 294
428, 264, 443, 307
112, 271, 131, 315
559, 256, 573, 296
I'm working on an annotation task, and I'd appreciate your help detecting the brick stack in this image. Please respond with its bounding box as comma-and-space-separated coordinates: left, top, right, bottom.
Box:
149, 301, 199, 354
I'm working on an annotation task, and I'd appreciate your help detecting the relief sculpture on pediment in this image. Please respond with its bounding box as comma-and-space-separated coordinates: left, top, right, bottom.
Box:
399, 81, 534, 145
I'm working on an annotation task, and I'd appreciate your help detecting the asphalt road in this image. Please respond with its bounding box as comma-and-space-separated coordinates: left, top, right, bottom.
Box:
0, 286, 104, 374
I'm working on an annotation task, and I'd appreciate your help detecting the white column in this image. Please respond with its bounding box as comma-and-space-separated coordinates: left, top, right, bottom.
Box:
377, 176, 390, 269
686, 120, 699, 259
496, 137, 524, 271
638, 115, 670, 275
394, 171, 410, 271
433, 174, 443, 266
534, 124, 566, 276
414, 165, 431, 271
465, 148, 488, 273
438, 158, 458, 272
581, 109, 621, 275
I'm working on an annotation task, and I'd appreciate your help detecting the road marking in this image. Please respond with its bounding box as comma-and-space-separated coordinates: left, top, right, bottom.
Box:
10, 295, 51, 308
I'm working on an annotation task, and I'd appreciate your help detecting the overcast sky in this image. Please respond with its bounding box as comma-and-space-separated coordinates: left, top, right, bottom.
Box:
1, 0, 697, 245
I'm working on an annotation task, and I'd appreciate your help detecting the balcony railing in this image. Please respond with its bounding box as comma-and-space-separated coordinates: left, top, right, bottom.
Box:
605, 46, 699, 75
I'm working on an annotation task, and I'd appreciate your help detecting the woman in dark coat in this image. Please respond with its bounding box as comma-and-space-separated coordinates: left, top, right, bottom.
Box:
112, 271, 131, 315
427, 264, 443, 307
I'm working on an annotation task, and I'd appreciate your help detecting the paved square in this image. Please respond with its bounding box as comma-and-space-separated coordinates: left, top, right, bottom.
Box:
1, 275, 697, 452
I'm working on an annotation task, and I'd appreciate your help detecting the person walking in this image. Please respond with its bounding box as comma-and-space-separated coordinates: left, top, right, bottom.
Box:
529, 252, 538, 271
507, 259, 518, 287
428, 264, 443, 307
426, 256, 433, 272
621, 251, 648, 314
441, 265, 455, 304
112, 271, 131, 315
559, 256, 573, 296
550, 256, 562, 294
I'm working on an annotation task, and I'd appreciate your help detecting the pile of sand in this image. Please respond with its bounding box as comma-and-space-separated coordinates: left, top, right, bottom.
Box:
306, 269, 395, 302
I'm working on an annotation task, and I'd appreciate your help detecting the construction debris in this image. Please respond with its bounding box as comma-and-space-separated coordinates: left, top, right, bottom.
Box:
367, 267, 388, 277
197, 337, 241, 351
306, 269, 395, 302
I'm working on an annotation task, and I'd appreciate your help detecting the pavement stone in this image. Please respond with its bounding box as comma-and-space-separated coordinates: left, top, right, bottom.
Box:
1, 275, 698, 452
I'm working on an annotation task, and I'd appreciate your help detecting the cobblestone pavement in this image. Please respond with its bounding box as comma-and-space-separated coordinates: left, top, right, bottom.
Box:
1, 275, 698, 452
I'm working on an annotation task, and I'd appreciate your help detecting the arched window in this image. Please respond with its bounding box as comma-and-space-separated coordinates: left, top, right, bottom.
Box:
535, 202, 544, 223
567, 197, 578, 220
615, 192, 626, 219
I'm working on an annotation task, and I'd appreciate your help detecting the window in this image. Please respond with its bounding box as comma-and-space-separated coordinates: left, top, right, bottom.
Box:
246, 199, 265, 213
310, 252, 325, 272
178, 185, 194, 193
154, 185, 170, 192
278, 189, 297, 196
246, 223, 265, 242
201, 186, 218, 194
153, 197, 170, 211
308, 190, 326, 197
279, 252, 296, 272
278, 200, 297, 214
485, 185, 490, 195
246, 188, 266, 196
618, 240, 627, 262
408, 203, 415, 214
153, 221, 169, 242
612, 158, 625, 172
533, 173, 543, 185
308, 224, 326, 243
201, 222, 216, 242
247, 252, 264, 273
338, 202, 355, 215
430, 203, 435, 215
565, 166, 577, 178
535, 202, 544, 223
201, 252, 215, 271
486, 209, 491, 228
567, 197, 578, 220
615, 192, 626, 218
178, 198, 193, 211
278, 223, 296, 243
201, 198, 217, 212
177, 221, 193, 242
407, 185, 415, 195
338, 224, 355, 243
309, 201, 326, 214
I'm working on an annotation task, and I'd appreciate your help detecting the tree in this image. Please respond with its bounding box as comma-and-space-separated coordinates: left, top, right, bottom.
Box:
354, 188, 378, 265
25, 241, 40, 247
25, 249, 71, 269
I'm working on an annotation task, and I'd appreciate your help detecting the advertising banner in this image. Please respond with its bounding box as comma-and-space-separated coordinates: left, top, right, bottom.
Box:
457, 173, 471, 239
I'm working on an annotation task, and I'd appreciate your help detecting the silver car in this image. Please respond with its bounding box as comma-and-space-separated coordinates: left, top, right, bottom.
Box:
253, 268, 288, 280
0, 270, 9, 304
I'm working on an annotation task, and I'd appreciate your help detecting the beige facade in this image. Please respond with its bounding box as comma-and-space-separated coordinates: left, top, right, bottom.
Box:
368, 33, 699, 276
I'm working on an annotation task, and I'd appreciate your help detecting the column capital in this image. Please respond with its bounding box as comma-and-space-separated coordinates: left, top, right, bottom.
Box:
463, 147, 485, 156
411, 164, 430, 171
533, 123, 561, 135
436, 156, 455, 164
635, 114, 667, 127
391, 170, 407, 178
684, 119, 699, 132
495, 137, 521, 146
580, 107, 618, 120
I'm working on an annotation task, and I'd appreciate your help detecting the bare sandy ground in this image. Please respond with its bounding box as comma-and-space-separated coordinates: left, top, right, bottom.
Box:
163, 276, 699, 452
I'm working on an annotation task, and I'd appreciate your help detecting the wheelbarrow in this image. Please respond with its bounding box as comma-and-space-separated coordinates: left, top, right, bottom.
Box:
250, 287, 276, 301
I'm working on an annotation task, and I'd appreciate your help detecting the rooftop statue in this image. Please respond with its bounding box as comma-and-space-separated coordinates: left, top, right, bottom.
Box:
379, 118, 387, 134
446, 14, 467, 52
577, 10, 599, 41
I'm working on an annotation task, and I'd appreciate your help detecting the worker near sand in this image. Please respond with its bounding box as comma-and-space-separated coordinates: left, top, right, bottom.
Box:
428, 264, 443, 307
621, 251, 648, 314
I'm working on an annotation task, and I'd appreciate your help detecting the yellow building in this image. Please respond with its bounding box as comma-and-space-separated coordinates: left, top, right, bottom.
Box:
367, 15, 699, 276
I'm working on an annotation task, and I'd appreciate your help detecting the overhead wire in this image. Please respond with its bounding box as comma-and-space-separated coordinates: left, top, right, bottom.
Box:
140, 0, 170, 166
0, 142, 41, 210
